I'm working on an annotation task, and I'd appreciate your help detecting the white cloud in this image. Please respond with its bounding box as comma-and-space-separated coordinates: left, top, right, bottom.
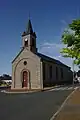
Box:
61, 20, 67, 25
58, 55, 62, 58
38, 42, 79, 71
60, 19, 75, 35
40, 42, 64, 49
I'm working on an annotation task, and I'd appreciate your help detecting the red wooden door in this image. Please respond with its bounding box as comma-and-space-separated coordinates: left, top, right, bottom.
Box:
23, 71, 28, 87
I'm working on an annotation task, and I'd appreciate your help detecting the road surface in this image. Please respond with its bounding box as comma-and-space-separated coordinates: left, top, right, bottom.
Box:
0, 88, 73, 120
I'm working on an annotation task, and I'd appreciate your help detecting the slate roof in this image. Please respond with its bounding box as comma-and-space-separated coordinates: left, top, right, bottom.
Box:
26, 19, 33, 34
37, 52, 70, 68
22, 19, 36, 38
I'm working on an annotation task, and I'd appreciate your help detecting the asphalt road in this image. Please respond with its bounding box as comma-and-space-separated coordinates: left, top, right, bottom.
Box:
0, 90, 73, 120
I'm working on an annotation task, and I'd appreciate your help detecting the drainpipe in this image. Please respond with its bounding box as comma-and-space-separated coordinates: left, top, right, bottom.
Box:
40, 61, 43, 90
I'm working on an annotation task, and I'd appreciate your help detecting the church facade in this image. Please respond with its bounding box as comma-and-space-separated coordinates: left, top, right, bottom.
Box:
11, 19, 73, 90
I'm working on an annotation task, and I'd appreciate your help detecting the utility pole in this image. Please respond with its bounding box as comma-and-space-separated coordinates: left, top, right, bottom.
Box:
72, 60, 75, 86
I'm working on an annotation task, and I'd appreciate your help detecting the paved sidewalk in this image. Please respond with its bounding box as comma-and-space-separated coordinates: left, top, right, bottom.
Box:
1, 86, 57, 94
54, 87, 80, 120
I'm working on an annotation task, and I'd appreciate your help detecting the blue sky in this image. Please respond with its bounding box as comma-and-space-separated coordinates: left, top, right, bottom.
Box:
0, 0, 80, 75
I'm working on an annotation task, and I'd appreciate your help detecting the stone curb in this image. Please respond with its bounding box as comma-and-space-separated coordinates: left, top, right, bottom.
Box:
1, 86, 57, 94
1, 85, 72, 94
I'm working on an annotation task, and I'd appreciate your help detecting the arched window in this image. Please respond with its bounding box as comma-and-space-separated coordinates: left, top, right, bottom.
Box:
25, 40, 28, 46
24, 38, 28, 47
49, 65, 52, 79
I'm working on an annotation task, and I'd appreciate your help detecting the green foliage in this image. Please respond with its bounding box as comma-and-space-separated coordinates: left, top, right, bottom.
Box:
69, 19, 80, 35
62, 31, 75, 47
61, 19, 80, 67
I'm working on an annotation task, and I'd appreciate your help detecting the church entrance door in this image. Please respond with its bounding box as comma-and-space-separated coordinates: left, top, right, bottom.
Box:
22, 71, 28, 88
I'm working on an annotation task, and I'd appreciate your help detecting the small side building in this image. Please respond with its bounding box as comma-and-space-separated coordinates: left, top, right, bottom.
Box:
11, 19, 73, 90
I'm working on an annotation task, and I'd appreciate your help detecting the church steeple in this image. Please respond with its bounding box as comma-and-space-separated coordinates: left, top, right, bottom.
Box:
22, 19, 37, 53
26, 19, 33, 34
22, 19, 36, 38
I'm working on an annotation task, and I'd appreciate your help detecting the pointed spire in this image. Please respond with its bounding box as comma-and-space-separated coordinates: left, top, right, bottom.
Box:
22, 19, 37, 37
26, 19, 33, 34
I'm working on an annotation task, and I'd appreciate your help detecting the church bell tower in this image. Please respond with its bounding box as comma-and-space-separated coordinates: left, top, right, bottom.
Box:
22, 19, 37, 53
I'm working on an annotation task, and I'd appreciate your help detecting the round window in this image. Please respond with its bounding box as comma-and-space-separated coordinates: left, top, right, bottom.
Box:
24, 61, 27, 65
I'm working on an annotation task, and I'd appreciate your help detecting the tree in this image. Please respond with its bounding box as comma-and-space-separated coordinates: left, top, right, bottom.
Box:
60, 19, 80, 67
0, 74, 12, 80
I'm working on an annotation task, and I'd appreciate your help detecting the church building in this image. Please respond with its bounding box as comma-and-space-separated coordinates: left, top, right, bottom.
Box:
11, 19, 73, 90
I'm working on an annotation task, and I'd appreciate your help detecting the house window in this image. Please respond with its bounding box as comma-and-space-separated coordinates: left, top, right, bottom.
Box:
49, 65, 52, 79
60, 68, 63, 79
56, 67, 58, 80
43, 63, 46, 80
